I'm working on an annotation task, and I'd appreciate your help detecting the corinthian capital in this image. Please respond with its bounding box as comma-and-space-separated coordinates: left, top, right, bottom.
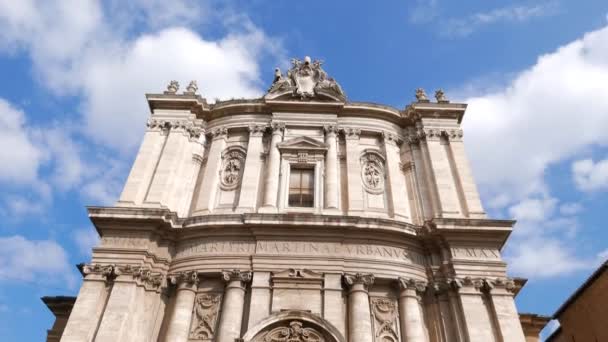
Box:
168, 271, 199, 286
248, 124, 267, 137
382, 131, 402, 146
211, 127, 228, 140
342, 127, 361, 140
82, 263, 115, 280
444, 129, 463, 142
323, 124, 339, 135
450, 277, 484, 292
398, 277, 428, 294
344, 273, 375, 289
270, 122, 285, 135
222, 269, 252, 283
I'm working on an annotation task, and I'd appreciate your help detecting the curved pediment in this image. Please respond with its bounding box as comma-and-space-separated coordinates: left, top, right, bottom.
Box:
265, 56, 346, 102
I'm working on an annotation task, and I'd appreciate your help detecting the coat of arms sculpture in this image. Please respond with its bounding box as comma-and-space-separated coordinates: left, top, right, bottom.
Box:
266, 56, 346, 101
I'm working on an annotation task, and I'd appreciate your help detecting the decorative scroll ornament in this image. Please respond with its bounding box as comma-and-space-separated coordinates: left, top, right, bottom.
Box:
189, 294, 222, 341
220, 148, 246, 190
266, 56, 346, 101
371, 297, 399, 340
360, 153, 385, 194
254, 320, 325, 342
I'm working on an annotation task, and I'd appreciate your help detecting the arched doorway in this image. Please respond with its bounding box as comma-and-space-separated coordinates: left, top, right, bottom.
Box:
242, 310, 345, 342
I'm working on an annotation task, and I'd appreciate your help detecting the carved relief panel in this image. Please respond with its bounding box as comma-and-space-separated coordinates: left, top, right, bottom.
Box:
252, 320, 327, 342
360, 150, 387, 211
220, 147, 246, 190
370, 297, 400, 342
189, 293, 222, 341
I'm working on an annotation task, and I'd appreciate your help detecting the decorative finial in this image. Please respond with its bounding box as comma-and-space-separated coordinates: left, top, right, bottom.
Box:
185, 80, 198, 94
435, 89, 449, 103
415, 88, 429, 102
165, 80, 179, 94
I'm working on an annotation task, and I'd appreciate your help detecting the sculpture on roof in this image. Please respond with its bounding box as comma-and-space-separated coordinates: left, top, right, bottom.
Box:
266, 56, 346, 101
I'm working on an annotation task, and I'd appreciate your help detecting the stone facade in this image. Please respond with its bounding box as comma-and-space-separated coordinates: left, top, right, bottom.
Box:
56, 56, 527, 341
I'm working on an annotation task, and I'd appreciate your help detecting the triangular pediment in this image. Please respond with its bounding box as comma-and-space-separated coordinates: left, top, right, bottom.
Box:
277, 136, 328, 151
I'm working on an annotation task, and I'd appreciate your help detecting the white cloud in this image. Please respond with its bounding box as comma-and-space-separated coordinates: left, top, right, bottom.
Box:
0, 1, 284, 215
0, 235, 75, 286
559, 202, 583, 216
572, 158, 608, 192
0, 1, 283, 152
441, 2, 558, 38
505, 237, 591, 277
0, 99, 44, 184
408, 0, 439, 24
72, 228, 99, 257
462, 25, 608, 205
509, 197, 556, 222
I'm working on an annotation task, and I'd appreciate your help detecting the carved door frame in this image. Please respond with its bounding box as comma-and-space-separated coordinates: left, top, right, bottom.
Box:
242, 310, 345, 342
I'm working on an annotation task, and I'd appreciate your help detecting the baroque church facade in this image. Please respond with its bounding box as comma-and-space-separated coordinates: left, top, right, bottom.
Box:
58, 56, 527, 342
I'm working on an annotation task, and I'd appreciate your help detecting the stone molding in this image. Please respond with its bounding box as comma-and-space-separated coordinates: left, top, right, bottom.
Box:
82, 263, 115, 280
252, 320, 327, 342
343, 273, 374, 290
429, 276, 517, 295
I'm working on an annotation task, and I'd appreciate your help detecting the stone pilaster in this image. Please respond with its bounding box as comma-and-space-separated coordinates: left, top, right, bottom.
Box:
117, 120, 168, 205
180, 132, 206, 216
323, 273, 345, 337
444, 129, 486, 218
216, 270, 252, 342
408, 131, 435, 220
485, 278, 526, 342
398, 278, 429, 342
342, 128, 364, 215
421, 128, 462, 218
95, 265, 163, 342
60, 264, 113, 342
246, 271, 271, 330
193, 127, 227, 215
324, 125, 339, 210
383, 132, 411, 221
260, 122, 284, 212
344, 273, 374, 342
144, 120, 192, 207
164, 271, 199, 342
451, 277, 497, 342
237, 125, 266, 212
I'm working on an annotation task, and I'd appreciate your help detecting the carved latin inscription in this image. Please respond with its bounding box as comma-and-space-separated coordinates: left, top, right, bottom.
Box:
175, 240, 424, 265
450, 247, 501, 260
189, 294, 222, 341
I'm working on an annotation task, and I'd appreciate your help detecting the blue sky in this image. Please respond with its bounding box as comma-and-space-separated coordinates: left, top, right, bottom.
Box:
1, 1, 607, 340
